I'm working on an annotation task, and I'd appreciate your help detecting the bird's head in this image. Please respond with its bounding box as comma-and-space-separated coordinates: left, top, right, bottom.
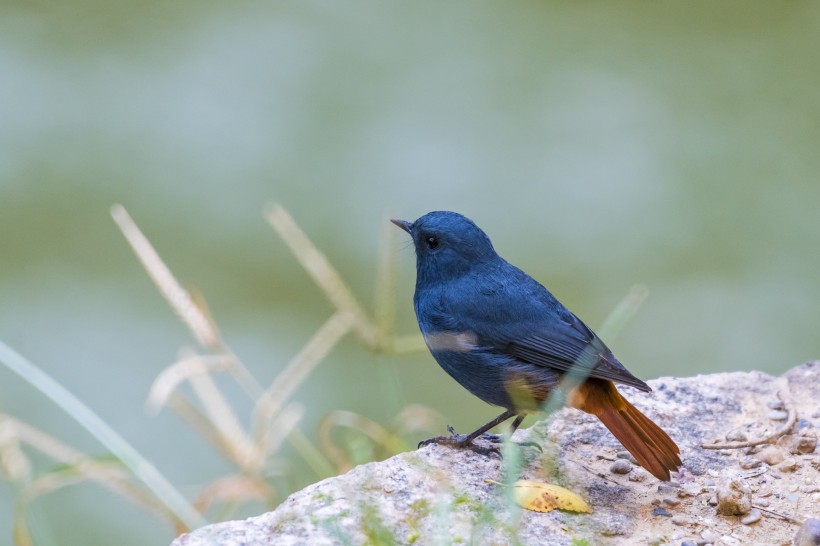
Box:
391, 211, 498, 283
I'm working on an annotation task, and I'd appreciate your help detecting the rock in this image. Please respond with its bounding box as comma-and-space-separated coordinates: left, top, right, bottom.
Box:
794, 518, 820, 546
657, 483, 679, 496
739, 508, 761, 525
169, 362, 820, 546
628, 468, 648, 482
754, 445, 784, 465
671, 515, 690, 526
778, 457, 799, 472
792, 435, 817, 454
663, 496, 681, 507
725, 429, 747, 442
715, 478, 752, 516
610, 459, 633, 474
739, 455, 761, 469
701, 528, 720, 543
653, 506, 672, 517
678, 483, 702, 497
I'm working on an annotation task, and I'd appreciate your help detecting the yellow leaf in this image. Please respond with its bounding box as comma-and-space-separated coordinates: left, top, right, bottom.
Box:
512, 480, 592, 513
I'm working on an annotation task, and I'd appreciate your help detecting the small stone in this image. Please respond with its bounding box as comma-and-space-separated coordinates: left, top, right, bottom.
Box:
792, 435, 818, 454
725, 429, 747, 442
681, 541, 698, 546
715, 477, 752, 516
739, 455, 761, 469
678, 483, 702, 497
799, 484, 820, 493
719, 535, 740, 545
767, 400, 784, 410
756, 499, 769, 507
754, 445, 785, 465
768, 409, 789, 421
708, 495, 718, 506
652, 506, 672, 517
779, 457, 799, 472
663, 496, 681, 507
610, 459, 632, 474
793, 518, 820, 546
628, 468, 648, 482
616, 451, 638, 464
647, 534, 666, 545
757, 485, 772, 497
658, 483, 679, 496
740, 508, 761, 525
671, 515, 690, 526
701, 529, 719, 543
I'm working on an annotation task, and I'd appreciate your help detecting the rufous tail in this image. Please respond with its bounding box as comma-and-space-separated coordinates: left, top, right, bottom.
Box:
574, 379, 681, 481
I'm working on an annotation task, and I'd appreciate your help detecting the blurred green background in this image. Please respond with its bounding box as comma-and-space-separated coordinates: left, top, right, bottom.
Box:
2, 1, 820, 544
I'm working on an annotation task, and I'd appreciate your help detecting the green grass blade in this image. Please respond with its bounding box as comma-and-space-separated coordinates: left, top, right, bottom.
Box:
0, 340, 207, 530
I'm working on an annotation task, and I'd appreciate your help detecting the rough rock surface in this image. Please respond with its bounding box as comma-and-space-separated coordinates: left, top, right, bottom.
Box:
172, 362, 820, 546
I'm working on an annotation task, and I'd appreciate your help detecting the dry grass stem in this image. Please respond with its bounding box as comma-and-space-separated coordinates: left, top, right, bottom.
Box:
265, 204, 378, 346
252, 310, 354, 449
702, 391, 797, 450
0, 414, 32, 482
185, 358, 262, 471
317, 410, 407, 472
147, 354, 239, 414
111, 204, 222, 351
193, 475, 275, 514
262, 402, 305, 457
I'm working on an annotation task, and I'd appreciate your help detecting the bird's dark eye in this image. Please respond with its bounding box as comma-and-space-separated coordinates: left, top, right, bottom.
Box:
425, 236, 439, 250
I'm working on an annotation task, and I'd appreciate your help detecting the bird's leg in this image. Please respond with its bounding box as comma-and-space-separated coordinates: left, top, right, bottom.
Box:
478, 412, 527, 443
418, 409, 516, 457
478, 413, 541, 452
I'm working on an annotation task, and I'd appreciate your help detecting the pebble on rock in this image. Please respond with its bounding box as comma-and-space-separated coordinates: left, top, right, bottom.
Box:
628, 468, 648, 482
725, 429, 748, 442
610, 459, 632, 474
715, 478, 752, 516
792, 435, 818, 455
671, 515, 690, 526
740, 508, 761, 525
678, 483, 702, 497
793, 518, 820, 546
778, 457, 799, 472
754, 445, 784, 465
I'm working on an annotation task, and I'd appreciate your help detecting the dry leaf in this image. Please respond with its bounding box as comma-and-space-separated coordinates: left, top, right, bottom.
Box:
512, 480, 592, 513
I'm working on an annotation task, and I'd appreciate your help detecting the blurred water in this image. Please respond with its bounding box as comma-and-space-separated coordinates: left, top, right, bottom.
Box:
2, 2, 820, 544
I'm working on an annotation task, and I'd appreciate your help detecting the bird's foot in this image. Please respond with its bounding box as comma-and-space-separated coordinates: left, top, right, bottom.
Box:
418, 426, 502, 457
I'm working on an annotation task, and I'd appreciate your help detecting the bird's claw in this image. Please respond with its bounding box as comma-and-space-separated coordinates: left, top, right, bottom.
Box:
418, 426, 502, 458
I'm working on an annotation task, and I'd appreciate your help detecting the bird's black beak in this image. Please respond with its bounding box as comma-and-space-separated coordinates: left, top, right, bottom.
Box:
390, 218, 412, 234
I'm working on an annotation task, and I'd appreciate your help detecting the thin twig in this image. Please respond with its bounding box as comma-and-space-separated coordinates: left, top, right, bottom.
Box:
111, 204, 222, 351
265, 204, 378, 346
752, 504, 803, 525
701, 391, 797, 450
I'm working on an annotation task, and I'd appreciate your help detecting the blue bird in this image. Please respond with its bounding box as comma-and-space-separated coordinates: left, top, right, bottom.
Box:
392, 211, 681, 481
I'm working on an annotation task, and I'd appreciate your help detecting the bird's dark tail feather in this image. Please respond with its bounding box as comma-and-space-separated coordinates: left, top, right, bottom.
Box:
575, 379, 681, 481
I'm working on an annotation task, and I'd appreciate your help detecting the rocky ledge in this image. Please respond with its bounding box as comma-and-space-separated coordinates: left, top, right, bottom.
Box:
172, 362, 819, 546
